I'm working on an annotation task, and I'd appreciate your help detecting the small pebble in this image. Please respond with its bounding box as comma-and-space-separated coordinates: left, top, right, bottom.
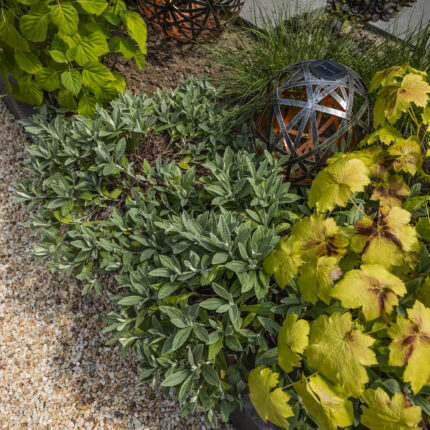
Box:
0, 100, 231, 430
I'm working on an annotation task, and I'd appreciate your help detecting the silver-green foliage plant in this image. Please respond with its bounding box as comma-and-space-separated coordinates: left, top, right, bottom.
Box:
0, 0, 147, 115
15, 78, 306, 425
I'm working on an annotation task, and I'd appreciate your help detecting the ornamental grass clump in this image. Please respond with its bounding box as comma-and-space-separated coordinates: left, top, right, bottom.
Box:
15, 78, 306, 425
249, 64, 430, 429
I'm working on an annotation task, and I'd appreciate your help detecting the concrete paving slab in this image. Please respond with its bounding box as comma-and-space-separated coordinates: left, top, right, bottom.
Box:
369, 0, 430, 44
239, 0, 327, 29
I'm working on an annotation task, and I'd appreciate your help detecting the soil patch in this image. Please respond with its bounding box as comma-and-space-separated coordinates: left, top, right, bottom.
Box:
106, 24, 237, 97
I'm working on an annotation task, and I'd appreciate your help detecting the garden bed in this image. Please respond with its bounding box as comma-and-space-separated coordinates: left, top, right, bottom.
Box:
2, 1, 430, 429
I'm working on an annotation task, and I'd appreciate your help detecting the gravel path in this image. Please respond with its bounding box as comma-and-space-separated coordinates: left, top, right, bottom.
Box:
0, 101, 233, 430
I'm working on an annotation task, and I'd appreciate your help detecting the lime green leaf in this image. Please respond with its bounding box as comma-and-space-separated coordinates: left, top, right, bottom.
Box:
263, 236, 302, 288
370, 65, 407, 92
35, 68, 60, 91
0, 21, 29, 51
19, 12, 48, 42
49, 3, 79, 35
351, 207, 420, 269
305, 312, 377, 397
397, 73, 430, 109
291, 214, 350, 260
308, 157, 370, 212
298, 256, 342, 305
388, 301, 430, 394
249, 367, 293, 429
49, 50, 67, 63
102, 12, 121, 26
134, 50, 146, 70
360, 125, 402, 147
61, 70, 82, 96
361, 388, 422, 430
16, 0, 40, 4
110, 36, 137, 60
78, 94, 97, 117
388, 136, 422, 175
14, 51, 42, 74
82, 61, 114, 87
110, 71, 126, 93
294, 374, 354, 430
331, 264, 406, 321
371, 176, 410, 207
278, 313, 309, 373
380, 74, 430, 125
12, 75, 43, 105
57, 89, 77, 110
74, 32, 109, 66
124, 11, 147, 53
78, 0, 108, 15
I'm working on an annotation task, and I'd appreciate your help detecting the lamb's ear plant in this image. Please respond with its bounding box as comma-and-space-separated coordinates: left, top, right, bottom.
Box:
0, 0, 147, 115
249, 63, 430, 429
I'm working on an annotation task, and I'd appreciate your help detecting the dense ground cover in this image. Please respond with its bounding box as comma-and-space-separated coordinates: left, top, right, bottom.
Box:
2, 1, 430, 429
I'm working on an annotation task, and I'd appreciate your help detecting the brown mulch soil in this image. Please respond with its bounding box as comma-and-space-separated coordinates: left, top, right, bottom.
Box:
106, 24, 237, 97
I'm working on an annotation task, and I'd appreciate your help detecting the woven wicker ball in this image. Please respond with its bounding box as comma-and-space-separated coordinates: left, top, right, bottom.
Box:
252, 59, 371, 183
137, 0, 243, 42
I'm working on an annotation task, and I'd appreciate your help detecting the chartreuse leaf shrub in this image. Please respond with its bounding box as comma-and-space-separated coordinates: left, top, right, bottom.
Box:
0, 0, 146, 115
249, 63, 430, 429
15, 78, 307, 425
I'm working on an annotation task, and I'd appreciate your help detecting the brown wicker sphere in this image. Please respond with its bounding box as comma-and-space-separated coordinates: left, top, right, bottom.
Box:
252, 59, 371, 184
137, 0, 243, 42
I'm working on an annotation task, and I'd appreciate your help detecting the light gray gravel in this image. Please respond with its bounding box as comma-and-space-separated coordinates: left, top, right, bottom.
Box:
0, 101, 233, 430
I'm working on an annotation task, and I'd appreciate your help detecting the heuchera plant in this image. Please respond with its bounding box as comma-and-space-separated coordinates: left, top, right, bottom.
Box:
0, 0, 147, 115
249, 63, 430, 429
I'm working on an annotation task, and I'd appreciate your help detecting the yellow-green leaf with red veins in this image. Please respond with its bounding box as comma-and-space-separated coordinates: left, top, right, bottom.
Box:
331, 264, 406, 321
361, 388, 422, 430
308, 157, 370, 212
383, 74, 430, 125
351, 207, 420, 269
371, 176, 410, 207
248, 367, 293, 429
263, 236, 302, 289
278, 313, 309, 373
388, 300, 430, 394
388, 136, 422, 175
291, 214, 351, 261
328, 145, 382, 166
294, 374, 354, 430
360, 125, 402, 147
370, 65, 407, 92
305, 312, 377, 397
298, 256, 342, 304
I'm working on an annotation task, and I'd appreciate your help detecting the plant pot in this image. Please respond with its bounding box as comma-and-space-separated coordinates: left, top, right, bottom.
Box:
137, 0, 244, 42
0, 74, 36, 121
229, 394, 285, 430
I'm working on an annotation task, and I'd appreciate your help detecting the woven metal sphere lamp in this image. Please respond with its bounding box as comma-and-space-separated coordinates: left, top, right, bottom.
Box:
252, 59, 371, 183
137, 0, 244, 42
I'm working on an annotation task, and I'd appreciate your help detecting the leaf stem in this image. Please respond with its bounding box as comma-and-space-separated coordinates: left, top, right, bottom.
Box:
282, 372, 318, 390
349, 196, 366, 217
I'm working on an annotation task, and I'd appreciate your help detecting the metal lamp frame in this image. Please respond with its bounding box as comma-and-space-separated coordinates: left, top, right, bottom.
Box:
252, 60, 371, 183
137, 0, 243, 42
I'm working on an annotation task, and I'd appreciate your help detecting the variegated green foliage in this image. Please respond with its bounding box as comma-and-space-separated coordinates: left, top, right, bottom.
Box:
15, 79, 306, 426
0, 0, 147, 115
251, 64, 430, 429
